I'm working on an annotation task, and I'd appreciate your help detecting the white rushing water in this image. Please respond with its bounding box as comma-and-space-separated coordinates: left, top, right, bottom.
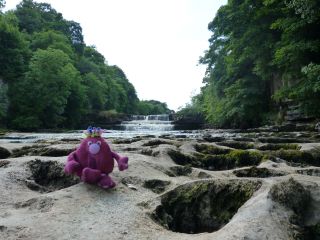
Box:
120, 114, 174, 132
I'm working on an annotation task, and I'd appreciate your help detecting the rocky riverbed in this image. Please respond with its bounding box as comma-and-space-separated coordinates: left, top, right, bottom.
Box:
0, 128, 320, 240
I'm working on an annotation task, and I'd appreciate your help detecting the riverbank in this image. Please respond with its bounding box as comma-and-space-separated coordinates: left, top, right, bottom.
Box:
0, 129, 320, 239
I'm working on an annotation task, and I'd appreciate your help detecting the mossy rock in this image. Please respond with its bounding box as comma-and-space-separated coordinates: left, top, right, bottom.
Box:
202, 135, 225, 142
227, 150, 264, 167
232, 137, 255, 142
11, 145, 48, 157
198, 171, 213, 179
39, 147, 75, 157
143, 179, 171, 193
168, 149, 264, 171
140, 149, 153, 156
258, 143, 301, 151
270, 149, 319, 166
153, 179, 261, 234
167, 150, 203, 168
142, 139, 173, 147
168, 166, 192, 176
194, 144, 230, 155
216, 141, 255, 150
28, 159, 80, 193
296, 168, 320, 177
0, 146, 11, 159
258, 137, 310, 144
112, 137, 142, 144
0, 160, 10, 168
303, 223, 320, 240
269, 178, 310, 216
233, 166, 286, 178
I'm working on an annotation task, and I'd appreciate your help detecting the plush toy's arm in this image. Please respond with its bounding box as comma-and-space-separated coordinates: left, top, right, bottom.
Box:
64, 151, 82, 176
111, 151, 128, 171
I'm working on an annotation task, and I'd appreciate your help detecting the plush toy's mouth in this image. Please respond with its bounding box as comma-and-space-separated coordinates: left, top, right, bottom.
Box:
89, 143, 100, 155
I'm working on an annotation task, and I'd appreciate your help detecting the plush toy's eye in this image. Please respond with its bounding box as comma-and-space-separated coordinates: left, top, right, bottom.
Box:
87, 141, 93, 146
97, 141, 101, 146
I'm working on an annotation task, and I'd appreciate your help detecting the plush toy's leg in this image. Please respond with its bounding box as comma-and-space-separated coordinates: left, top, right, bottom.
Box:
98, 174, 116, 189
81, 167, 102, 184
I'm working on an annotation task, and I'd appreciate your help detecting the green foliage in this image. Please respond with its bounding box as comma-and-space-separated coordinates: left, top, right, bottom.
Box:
0, 0, 5, 12
0, 12, 29, 82
30, 30, 74, 58
181, 0, 320, 128
0, 0, 169, 130
136, 100, 171, 115
0, 81, 8, 124
10, 49, 79, 129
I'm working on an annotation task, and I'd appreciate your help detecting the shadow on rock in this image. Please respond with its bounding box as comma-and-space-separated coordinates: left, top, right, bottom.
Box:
152, 179, 261, 234
26, 159, 79, 193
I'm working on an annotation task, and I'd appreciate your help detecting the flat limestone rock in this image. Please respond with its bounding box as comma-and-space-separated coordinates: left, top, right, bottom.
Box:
0, 132, 320, 240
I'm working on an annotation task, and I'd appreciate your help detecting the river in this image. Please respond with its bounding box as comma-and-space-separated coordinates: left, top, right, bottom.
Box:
0, 114, 212, 143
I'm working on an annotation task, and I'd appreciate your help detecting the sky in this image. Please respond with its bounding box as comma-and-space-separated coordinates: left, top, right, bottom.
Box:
5, 0, 227, 111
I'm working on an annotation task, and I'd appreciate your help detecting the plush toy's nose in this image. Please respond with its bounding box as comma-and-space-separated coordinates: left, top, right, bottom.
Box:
89, 143, 100, 155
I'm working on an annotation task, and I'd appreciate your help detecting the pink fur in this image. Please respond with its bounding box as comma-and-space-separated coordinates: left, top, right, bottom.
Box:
64, 136, 128, 189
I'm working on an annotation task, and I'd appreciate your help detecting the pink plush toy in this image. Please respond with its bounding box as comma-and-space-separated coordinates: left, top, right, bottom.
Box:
64, 127, 128, 189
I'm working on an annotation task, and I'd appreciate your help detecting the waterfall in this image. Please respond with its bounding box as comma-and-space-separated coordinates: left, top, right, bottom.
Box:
121, 114, 174, 131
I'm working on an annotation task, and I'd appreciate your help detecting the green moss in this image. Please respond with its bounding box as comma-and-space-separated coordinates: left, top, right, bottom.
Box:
168, 166, 192, 176
228, 150, 264, 167
216, 141, 255, 150
112, 137, 142, 144
167, 150, 202, 168
258, 137, 307, 143
258, 143, 301, 151
168, 149, 264, 171
269, 178, 310, 216
143, 139, 176, 147
233, 166, 286, 178
143, 179, 171, 194
271, 149, 319, 166
28, 159, 80, 193
194, 144, 231, 155
154, 180, 261, 234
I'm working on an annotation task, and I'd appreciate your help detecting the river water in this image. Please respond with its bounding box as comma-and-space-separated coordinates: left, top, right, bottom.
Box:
0, 115, 210, 143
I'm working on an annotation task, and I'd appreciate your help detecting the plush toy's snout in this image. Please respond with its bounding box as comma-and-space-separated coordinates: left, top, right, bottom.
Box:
88, 141, 101, 155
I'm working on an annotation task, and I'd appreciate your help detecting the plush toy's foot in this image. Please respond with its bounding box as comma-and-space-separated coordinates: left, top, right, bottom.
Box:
81, 167, 101, 184
98, 174, 116, 189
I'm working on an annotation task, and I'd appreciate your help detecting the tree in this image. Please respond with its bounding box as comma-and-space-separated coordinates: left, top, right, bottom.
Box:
10, 48, 81, 129
197, 0, 280, 128
30, 30, 74, 58
0, 80, 8, 125
0, 0, 5, 12
136, 100, 171, 115
0, 12, 29, 82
